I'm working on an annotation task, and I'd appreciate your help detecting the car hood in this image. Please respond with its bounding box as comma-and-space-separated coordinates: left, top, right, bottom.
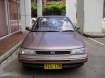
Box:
21, 32, 85, 50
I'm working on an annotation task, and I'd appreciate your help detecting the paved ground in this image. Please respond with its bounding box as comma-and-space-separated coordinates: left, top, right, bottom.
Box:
92, 37, 105, 45
0, 34, 105, 78
0, 32, 26, 56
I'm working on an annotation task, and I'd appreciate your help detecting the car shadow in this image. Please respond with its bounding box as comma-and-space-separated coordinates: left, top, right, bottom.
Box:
21, 65, 84, 76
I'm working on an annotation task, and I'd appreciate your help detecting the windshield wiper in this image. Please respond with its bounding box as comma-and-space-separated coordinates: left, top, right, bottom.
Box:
31, 30, 59, 32
31, 30, 74, 32
62, 30, 74, 32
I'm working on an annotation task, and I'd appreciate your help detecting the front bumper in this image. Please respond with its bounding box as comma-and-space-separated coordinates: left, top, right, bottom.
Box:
19, 54, 88, 68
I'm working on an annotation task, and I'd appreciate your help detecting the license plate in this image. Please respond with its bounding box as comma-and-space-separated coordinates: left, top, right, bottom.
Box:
44, 64, 62, 69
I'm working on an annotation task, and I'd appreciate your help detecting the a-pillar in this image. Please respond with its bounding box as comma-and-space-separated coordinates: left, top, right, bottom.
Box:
66, 0, 77, 24
37, 0, 42, 17
20, 0, 31, 32
77, 0, 105, 37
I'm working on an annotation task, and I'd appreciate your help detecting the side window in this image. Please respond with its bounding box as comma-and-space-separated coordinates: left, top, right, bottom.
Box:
40, 18, 48, 26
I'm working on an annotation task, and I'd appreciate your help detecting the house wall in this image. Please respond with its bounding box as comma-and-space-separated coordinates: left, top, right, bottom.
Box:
8, 0, 20, 33
0, 0, 8, 37
103, 0, 105, 17
77, 0, 103, 35
0, 0, 20, 38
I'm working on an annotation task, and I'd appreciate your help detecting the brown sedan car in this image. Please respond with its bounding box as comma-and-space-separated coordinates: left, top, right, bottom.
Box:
18, 16, 88, 69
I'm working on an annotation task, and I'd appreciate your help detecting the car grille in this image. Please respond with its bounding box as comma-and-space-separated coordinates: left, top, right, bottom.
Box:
36, 51, 70, 55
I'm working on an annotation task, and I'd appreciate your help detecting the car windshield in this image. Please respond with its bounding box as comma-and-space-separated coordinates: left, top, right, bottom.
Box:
33, 17, 74, 32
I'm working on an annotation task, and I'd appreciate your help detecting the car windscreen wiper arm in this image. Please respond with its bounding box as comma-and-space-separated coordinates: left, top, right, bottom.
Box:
62, 30, 74, 32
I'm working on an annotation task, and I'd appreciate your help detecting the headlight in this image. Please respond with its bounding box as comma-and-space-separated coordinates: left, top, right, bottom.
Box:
20, 49, 36, 55
71, 48, 85, 55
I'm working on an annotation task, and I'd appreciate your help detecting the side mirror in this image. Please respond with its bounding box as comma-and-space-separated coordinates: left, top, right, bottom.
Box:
25, 27, 32, 31
32, 18, 37, 25
74, 26, 80, 30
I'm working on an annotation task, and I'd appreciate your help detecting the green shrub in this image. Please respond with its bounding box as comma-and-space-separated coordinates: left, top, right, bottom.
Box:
31, 3, 37, 17
31, 2, 66, 17
31, 3, 37, 11
43, 2, 66, 15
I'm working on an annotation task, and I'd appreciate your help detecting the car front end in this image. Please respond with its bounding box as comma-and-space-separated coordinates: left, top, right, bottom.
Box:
19, 48, 88, 69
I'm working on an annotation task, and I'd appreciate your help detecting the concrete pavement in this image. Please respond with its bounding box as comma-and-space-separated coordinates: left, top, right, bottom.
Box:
0, 34, 105, 78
